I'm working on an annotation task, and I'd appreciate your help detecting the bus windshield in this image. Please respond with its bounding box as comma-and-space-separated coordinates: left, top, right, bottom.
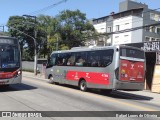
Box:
120, 48, 144, 59
0, 44, 20, 69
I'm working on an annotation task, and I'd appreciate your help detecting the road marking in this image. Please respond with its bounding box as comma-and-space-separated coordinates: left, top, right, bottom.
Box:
23, 77, 158, 111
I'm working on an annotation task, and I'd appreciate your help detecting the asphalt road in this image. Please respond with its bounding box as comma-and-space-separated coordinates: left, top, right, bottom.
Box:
0, 77, 160, 120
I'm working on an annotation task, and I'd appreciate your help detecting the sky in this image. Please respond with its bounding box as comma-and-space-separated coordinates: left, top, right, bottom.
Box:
0, 0, 160, 30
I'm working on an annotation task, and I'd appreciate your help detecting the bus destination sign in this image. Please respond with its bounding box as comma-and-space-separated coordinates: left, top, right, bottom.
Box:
0, 39, 15, 44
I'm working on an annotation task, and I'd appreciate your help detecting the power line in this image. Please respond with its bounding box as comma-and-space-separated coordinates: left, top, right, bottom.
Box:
93, 7, 160, 25
84, 22, 160, 40
93, 7, 160, 35
29, 0, 68, 15
95, 14, 160, 32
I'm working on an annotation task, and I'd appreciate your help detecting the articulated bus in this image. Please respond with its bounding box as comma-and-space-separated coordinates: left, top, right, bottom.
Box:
45, 45, 145, 92
0, 36, 22, 86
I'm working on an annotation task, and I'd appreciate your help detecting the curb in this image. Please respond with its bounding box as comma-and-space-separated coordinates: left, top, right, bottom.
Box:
22, 75, 48, 82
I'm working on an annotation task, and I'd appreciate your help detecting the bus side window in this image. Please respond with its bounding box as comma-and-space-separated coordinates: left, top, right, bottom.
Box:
88, 56, 98, 67
98, 61, 102, 67
67, 55, 75, 66
75, 56, 85, 66
103, 54, 113, 67
56, 57, 63, 66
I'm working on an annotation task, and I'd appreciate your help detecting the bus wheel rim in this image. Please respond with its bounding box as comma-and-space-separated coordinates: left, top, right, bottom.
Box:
80, 81, 86, 91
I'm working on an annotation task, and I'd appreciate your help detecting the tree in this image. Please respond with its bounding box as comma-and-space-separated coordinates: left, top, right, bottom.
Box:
37, 15, 61, 56
7, 16, 47, 60
57, 9, 95, 49
7, 16, 27, 58
7, 10, 97, 59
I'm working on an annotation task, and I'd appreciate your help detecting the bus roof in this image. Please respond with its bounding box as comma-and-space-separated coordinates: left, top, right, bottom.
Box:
51, 45, 141, 54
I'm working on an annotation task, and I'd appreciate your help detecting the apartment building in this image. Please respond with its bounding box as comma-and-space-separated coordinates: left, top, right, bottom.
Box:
92, 0, 160, 92
92, 0, 160, 46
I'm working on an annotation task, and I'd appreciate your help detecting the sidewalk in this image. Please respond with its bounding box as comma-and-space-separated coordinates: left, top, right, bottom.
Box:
22, 71, 46, 81
22, 71, 160, 103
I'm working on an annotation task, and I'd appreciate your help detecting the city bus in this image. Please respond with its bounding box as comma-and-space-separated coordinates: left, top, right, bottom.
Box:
45, 45, 145, 92
0, 36, 22, 86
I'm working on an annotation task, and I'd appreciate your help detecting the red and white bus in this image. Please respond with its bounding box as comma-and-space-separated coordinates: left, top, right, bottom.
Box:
45, 45, 145, 92
0, 36, 22, 86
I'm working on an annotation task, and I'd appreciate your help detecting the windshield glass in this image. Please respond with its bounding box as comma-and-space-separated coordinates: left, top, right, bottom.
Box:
0, 45, 20, 68
120, 48, 144, 59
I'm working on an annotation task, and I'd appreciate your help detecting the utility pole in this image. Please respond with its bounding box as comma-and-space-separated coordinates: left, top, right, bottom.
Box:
23, 15, 38, 75
0, 26, 4, 32
56, 36, 59, 51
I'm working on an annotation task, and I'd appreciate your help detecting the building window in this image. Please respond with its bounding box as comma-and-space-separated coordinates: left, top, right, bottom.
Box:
124, 35, 129, 37
145, 25, 150, 32
98, 19, 103, 23
156, 27, 160, 34
150, 13, 155, 20
145, 36, 150, 41
150, 26, 155, 33
115, 36, 119, 38
116, 25, 120, 31
107, 26, 112, 33
151, 38, 155, 41
150, 13, 160, 21
155, 14, 160, 21
156, 38, 160, 41
125, 23, 129, 29
125, 23, 129, 25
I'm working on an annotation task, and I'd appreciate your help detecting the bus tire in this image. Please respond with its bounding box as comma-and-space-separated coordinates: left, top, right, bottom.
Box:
48, 75, 54, 84
79, 80, 87, 92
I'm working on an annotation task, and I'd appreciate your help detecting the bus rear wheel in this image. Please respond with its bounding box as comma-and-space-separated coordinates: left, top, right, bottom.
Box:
79, 80, 87, 92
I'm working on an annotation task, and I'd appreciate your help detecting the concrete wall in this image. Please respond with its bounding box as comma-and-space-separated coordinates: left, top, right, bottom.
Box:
112, 16, 132, 45
119, 0, 148, 12
22, 61, 47, 74
93, 22, 107, 33
131, 16, 143, 43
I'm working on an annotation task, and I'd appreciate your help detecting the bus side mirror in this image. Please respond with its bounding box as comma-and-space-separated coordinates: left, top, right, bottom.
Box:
46, 55, 57, 68
46, 58, 52, 68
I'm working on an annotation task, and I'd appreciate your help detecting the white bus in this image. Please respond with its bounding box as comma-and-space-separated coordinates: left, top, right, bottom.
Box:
0, 36, 22, 86
45, 45, 145, 92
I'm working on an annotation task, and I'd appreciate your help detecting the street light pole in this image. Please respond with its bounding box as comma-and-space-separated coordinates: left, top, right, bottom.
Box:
0, 26, 4, 32
23, 15, 38, 75
56, 36, 59, 51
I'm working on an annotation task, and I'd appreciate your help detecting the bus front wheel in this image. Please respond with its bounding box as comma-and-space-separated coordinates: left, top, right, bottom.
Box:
49, 75, 54, 84
79, 80, 87, 92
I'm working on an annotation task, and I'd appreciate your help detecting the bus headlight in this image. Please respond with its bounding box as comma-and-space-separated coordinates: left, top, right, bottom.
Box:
14, 69, 21, 78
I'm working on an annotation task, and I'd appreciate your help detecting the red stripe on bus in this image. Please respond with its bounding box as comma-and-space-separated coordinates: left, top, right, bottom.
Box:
0, 71, 17, 79
66, 71, 110, 85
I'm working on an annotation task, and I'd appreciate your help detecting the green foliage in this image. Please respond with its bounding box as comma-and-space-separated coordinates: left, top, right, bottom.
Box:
57, 9, 95, 49
7, 16, 47, 60
7, 9, 96, 60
